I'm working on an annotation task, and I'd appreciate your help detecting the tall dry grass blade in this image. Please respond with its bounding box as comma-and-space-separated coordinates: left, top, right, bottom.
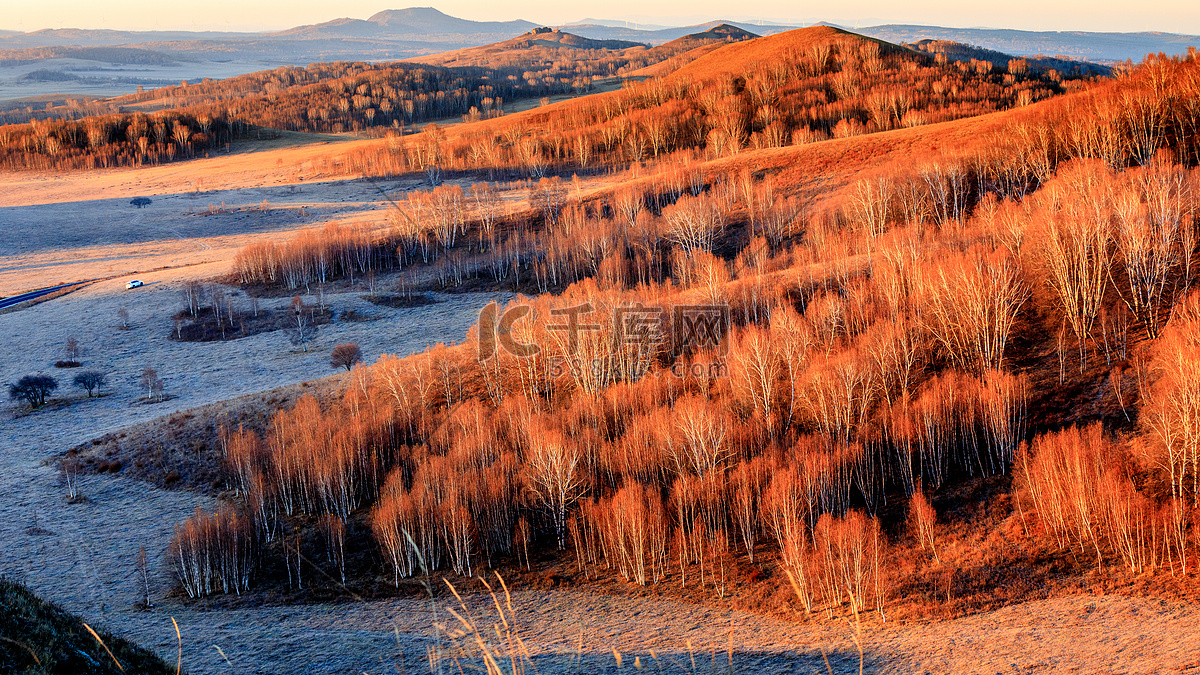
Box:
0, 637, 40, 665
172, 617, 182, 675
479, 576, 511, 631
819, 646, 834, 675
81, 622, 123, 672
495, 571, 515, 615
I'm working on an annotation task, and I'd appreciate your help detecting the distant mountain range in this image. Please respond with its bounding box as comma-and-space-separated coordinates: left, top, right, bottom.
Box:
569, 18, 674, 31
562, 21, 798, 44
851, 25, 1200, 63
269, 8, 537, 41
0, 28, 246, 48
1, 7, 1197, 66
0, 8, 539, 60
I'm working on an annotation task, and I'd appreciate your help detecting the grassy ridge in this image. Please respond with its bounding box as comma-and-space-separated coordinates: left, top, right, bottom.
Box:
0, 578, 173, 675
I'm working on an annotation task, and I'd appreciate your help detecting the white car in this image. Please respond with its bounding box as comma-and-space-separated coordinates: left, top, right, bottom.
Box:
126, 280, 144, 289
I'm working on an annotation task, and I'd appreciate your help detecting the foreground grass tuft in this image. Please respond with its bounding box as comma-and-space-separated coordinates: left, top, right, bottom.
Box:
0, 577, 174, 674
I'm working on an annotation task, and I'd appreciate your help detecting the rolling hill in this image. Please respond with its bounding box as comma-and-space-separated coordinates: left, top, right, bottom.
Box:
0, 45, 185, 66
662, 24, 904, 80
622, 24, 761, 78
410, 27, 647, 68
367, 7, 536, 34
361, 23, 1083, 192
2, 9, 1195, 81
413, 24, 761, 76
655, 23, 759, 52
562, 20, 796, 44
1, 25, 1083, 170
0, 27, 243, 48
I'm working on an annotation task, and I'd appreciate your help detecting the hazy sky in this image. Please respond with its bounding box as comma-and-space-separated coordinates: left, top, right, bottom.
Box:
2, 0, 1196, 34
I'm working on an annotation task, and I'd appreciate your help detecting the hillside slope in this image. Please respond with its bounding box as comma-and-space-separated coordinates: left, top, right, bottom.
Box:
410, 27, 647, 68
0, 578, 173, 674
391, 24, 1076, 183
623, 25, 759, 78
667, 25, 906, 80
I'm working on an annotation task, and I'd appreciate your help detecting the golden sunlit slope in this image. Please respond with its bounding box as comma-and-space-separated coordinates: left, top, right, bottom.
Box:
624, 24, 759, 78
623, 43, 725, 78
575, 105, 1013, 213
359, 23, 1072, 187
665, 24, 910, 80
707, 109, 1007, 201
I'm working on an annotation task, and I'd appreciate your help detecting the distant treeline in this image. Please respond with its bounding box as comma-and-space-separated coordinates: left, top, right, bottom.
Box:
0, 60, 597, 170
350, 37, 1089, 179
112, 62, 554, 132
0, 45, 182, 67
0, 110, 251, 170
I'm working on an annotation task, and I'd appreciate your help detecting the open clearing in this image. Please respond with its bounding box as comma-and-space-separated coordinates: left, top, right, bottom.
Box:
0, 128, 590, 295
0, 134, 394, 295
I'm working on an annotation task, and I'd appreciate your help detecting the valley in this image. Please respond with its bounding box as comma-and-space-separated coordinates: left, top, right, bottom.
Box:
2, 11, 1200, 674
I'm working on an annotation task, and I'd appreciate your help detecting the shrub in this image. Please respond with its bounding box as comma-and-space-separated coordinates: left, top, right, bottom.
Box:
73, 371, 107, 397
330, 343, 363, 371
0, 577, 174, 673
9, 375, 57, 408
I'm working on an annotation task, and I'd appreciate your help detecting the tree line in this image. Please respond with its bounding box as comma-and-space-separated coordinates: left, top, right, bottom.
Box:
350, 35, 1084, 182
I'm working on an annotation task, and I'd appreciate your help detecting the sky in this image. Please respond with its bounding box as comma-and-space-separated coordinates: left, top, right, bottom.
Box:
2, 0, 1197, 34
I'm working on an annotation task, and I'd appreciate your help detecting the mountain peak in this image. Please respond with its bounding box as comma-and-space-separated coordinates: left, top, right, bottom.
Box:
688, 24, 760, 40
367, 7, 452, 26
364, 7, 535, 33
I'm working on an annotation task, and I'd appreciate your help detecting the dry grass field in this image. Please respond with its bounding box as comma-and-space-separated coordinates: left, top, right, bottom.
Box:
0, 134, 382, 293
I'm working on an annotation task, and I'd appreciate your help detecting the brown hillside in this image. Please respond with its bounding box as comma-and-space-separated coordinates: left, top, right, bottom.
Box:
666, 25, 909, 80
625, 24, 760, 78
353, 22, 1074, 185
